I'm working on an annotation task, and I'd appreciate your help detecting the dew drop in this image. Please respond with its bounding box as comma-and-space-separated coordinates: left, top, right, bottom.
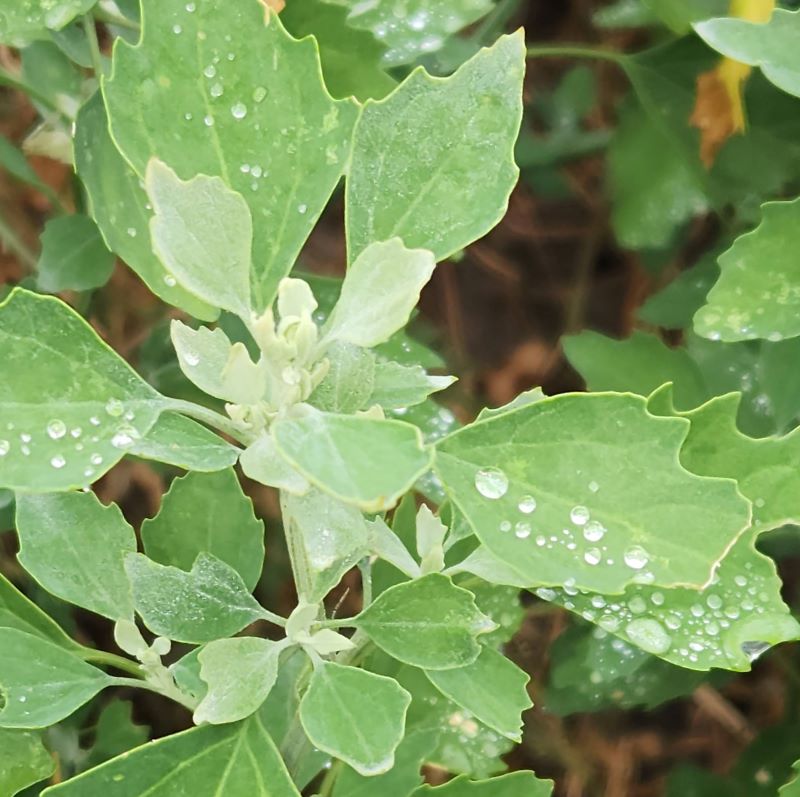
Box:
253, 86, 268, 103
0, 440, 9, 456
90, 453, 103, 466
203, 115, 214, 127
112, 429, 136, 449
707, 594, 723, 610
185, 1, 196, 10
184, 111, 193, 121
182, 350, 200, 367
570, 505, 590, 525
583, 520, 606, 542
499, 520, 511, 533
514, 521, 531, 539
584, 547, 601, 566
50, 455, 66, 469
588, 480, 600, 493
251, 165, 263, 178
231, 102, 247, 119
518, 495, 537, 514
474, 467, 508, 500
203, 64, 216, 78
628, 596, 647, 614
623, 545, 649, 570
625, 618, 672, 654
46, 419, 67, 440
105, 398, 124, 417
741, 640, 770, 661
210, 82, 224, 98
172, 23, 182, 34
89, 416, 101, 427
164, 274, 177, 287
298, 203, 308, 214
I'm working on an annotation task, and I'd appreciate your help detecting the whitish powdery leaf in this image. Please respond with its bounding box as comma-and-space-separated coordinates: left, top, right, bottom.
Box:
104, 2, 358, 309
435, 392, 749, 593
0, 289, 166, 492
346, 31, 525, 262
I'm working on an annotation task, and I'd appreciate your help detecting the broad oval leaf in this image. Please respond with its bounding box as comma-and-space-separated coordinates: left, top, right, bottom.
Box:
356, 573, 495, 670
299, 662, 411, 776
0, 629, 110, 729
141, 468, 265, 591
194, 637, 283, 725
0, 289, 166, 492
125, 553, 266, 643
0, 729, 55, 796
346, 31, 525, 262
16, 491, 136, 621
104, 3, 358, 310
694, 198, 800, 342
435, 392, 749, 593
272, 408, 432, 511
424, 646, 531, 742
41, 717, 300, 796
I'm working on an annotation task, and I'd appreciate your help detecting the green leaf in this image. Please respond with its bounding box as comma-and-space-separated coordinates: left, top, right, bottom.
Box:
329, 0, 494, 67
357, 573, 495, 670
783, 763, 800, 795
281, 0, 395, 101
643, 0, 727, 33
309, 342, 376, 414
41, 717, 300, 796
282, 489, 370, 601
146, 160, 253, 318
74, 94, 216, 319
125, 553, 266, 643
240, 432, 310, 494
0, 135, 51, 195
414, 772, 554, 796
332, 726, 438, 797
16, 491, 136, 621
425, 646, 531, 741
346, 31, 525, 262
36, 215, 115, 294
563, 330, 708, 410
0, 0, 95, 46
0, 628, 110, 729
141, 468, 265, 591
85, 701, 148, 768
695, 10, 800, 100
104, 3, 358, 310
369, 361, 455, 410
129, 412, 239, 472
194, 637, 283, 725
0, 288, 166, 491
0, 573, 78, 649
0, 729, 55, 795
299, 662, 411, 776
272, 408, 432, 511
323, 239, 436, 348
436, 392, 748, 593
695, 198, 800, 342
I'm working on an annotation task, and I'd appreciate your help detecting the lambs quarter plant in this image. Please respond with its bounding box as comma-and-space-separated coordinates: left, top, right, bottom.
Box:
2, 0, 800, 794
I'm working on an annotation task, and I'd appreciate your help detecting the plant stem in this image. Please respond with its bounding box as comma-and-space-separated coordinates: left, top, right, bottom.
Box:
112, 677, 198, 711
280, 490, 316, 601
0, 210, 37, 271
167, 398, 254, 446
80, 648, 144, 679
0, 68, 61, 114
474, 0, 522, 44
526, 44, 626, 65
318, 760, 342, 797
259, 607, 288, 628
358, 557, 373, 608
83, 15, 106, 78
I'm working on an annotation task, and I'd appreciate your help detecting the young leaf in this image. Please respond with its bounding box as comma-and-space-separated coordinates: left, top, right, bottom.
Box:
0, 289, 167, 491
695, 10, 800, 99
299, 662, 411, 776
170, 321, 265, 404
272, 408, 433, 511
0, 629, 111, 729
194, 637, 284, 725
323, 239, 436, 348
129, 413, 239, 472
367, 517, 421, 580
329, 0, 494, 67
240, 432, 311, 494
104, 3, 358, 310
332, 726, 438, 797
0, 573, 79, 649
74, 94, 216, 319
434, 392, 749, 593
16, 491, 136, 621
413, 772, 554, 796
368, 361, 456, 410
146, 160, 253, 319
425, 647, 531, 742
695, 198, 800, 342
282, 489, 370, 601
0, 0, 95, 46
41, 718, 300, 796
36, 215, 115, 294
280, 0, 395, 101
125, 553, 266, 643
0, 729, 55, 796
309, 343, 377, 414
356, 573, 495, 670
141, 468, 265, 591
346, 32, 524, 262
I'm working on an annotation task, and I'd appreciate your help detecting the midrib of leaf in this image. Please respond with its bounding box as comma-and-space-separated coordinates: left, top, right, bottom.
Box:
212, 728, 245, 797
318, 669, 375, 762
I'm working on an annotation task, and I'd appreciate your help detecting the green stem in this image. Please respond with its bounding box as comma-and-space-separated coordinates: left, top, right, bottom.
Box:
79, 648, 144, 679
112, 677, 198, 711
0, 68, 61, 114
358, 557, 373, 608
474, 0, 522, 44
526, 44, 626, 65
82, 15, 106, 78
0, 210, 37, 271
318, 760, 343, 797
167, 399, 254, 446
94, 6, 141, 31
259, 607, 288, 628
